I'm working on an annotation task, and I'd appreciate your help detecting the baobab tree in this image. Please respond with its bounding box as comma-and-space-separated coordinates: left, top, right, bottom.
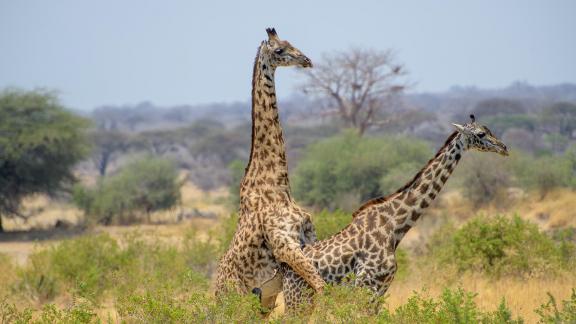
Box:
300, 48, 408, 135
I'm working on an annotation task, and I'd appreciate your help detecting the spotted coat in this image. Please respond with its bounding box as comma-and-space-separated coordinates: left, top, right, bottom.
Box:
215, 29, 324, 298
280, 119, 508, 310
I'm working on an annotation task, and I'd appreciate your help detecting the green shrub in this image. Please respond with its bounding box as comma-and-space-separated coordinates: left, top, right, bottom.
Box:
535, 289, 576, 324
226, 159, 245, 207
0, 253, 16, 297
379, 162, 423, 195
509, 151, 575, 198
523, 156, 572, 198
110, 233, 213, 300
278, 286, 523, 323
308, 283, 383, 323
17, 249, 61, 301
117, 290, 191, 323
116, 289, 262, 323
217, 213, 239, 254
74, 157, 181, 225
293, 131, 430, 210
1, 301, 97, 324
183, 231, 219, 276
456, 152, 511, 207
431, 215, 575, 278
382, 288, 523, 324
16, 232, 217, 304
311, 209, 351, 240
17, 234, 125, 301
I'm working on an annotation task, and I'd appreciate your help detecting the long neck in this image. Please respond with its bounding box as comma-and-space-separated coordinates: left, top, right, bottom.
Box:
353, 131, 468, 245
242, 44, 290, 192
391, 132, 467, 242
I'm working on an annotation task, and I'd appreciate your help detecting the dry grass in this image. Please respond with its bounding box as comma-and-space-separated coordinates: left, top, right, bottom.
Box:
1, 195, 82, 232
432, 188, 576, 229
515, 188, 576, 229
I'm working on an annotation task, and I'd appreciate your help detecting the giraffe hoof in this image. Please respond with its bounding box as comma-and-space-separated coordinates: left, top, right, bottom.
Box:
251, 287, 262, 301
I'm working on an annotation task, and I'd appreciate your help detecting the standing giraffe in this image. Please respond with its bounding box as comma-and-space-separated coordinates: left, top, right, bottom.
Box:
280, 115, 509, 310
215, 28, 325, 299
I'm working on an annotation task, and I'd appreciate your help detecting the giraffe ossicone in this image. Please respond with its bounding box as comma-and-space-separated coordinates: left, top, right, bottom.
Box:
281, 115, 509, 310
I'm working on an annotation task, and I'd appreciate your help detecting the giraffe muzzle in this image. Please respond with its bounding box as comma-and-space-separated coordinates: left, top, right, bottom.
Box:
300, 56, 313, 68
497, 143, 509, 156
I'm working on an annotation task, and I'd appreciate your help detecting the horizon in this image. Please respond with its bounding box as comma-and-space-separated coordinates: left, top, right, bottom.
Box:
69, 81, 576, 113
1, 1, 575, 110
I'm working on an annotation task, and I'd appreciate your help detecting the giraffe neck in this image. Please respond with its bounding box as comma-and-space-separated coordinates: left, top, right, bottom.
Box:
391, 131, 468, 243
242, 43, 290, 192
352, 132, 469, 245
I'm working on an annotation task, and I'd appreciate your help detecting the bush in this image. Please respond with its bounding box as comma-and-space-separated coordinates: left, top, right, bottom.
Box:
311, 209, 351, 241
510, 152, 574, 199
535, 289, 576, 324
15, 231, 218, 304
74, 157, 181, 224
217, 213, 239, 254
430, 215, 575, 278
277, 285, 523, 323
379, 162, 423, 195
3, 286, 527, 323
0, 253, 16, 298
17, 234, 126, 301
382, 288, 523, 324
226, 159, 245, 207
1, 301, 97, 324
456, 152, 511, 207
305, 282, 383, 322
293, 131, 430, 210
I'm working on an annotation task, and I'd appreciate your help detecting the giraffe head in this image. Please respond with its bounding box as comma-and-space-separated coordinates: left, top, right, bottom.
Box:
264, 28, 312, 68
452, 114, 509, 156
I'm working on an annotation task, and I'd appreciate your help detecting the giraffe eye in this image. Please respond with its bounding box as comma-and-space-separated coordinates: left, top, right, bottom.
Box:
274, 48, 284, 55
477, 132, 486, 138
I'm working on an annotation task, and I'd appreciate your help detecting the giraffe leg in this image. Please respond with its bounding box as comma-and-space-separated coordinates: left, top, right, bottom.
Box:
270, 237, 325, 293
282, 268, 314, 313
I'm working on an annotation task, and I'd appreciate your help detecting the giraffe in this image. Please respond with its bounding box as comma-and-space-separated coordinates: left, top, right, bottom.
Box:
215, 28, 325, 301
280, 115, 509, 310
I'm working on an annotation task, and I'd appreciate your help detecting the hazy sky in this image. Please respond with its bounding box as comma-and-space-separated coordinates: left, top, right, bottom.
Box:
1, 0, 575, 110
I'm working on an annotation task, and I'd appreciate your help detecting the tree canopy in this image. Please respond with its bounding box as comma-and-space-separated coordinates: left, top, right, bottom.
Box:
0, 89, 89, 229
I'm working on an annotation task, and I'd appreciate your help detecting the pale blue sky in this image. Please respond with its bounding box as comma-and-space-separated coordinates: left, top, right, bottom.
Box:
1, 0, 575, 110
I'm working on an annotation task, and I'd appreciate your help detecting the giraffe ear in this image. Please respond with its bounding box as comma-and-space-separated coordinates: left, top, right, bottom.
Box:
266, 28, 280, 42
452, 123, 467, 133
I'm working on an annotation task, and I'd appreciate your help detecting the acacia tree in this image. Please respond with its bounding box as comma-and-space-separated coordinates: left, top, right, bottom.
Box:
300, 48, 407, 135
0, 89, 89, 231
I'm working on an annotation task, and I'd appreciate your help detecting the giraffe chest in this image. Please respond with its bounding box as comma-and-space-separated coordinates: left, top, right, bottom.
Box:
227, 219, 278, 288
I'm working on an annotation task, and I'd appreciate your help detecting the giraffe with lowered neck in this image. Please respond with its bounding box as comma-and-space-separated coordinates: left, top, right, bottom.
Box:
215, 28, 325, 299
280, 115, 509, 310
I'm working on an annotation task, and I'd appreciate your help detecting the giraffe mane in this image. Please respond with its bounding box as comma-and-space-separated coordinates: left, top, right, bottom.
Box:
351, 131, 460, 218
244, 43, 264, 176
